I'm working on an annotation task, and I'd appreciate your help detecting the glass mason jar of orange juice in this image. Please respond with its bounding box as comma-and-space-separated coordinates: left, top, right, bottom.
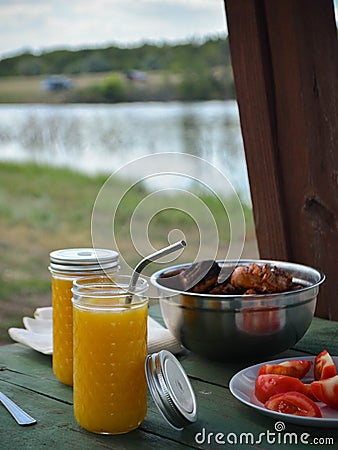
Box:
72, 275, 148, 434
49, 248, 119, 386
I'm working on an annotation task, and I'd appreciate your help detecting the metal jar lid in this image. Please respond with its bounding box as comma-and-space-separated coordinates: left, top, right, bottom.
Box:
49, 248, 119, 273
145, 350, 197, 430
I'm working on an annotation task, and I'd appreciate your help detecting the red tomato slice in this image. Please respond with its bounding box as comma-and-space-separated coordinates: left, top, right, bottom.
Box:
311, 375, 338, 409
255, 374, 307, 403
264, 392, 323, 418
258, 360, 312, 379
303, 384, 319, 401
314, 350, 337, 380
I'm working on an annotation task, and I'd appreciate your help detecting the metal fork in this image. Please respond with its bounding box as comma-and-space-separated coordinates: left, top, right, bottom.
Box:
0, 391, 37, 425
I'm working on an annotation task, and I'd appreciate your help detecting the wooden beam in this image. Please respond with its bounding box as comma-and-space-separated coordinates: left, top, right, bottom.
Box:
224, 0, 338, 319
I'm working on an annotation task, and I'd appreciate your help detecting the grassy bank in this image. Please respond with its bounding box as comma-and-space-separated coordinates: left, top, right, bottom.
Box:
0, 72, 120, 103
0, 68, 235, 103
0, 162, 257, 345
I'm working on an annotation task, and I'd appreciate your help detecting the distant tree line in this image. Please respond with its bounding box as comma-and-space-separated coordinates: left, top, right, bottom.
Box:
0, 37, 231, 76
0, 37, 236, 102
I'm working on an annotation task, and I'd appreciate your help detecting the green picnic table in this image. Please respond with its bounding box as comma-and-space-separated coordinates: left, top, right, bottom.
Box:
0, 305, 337, 449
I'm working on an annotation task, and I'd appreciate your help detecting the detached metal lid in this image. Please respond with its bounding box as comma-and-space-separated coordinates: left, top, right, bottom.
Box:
49, 248, 119, 273
145, 350, 197, 430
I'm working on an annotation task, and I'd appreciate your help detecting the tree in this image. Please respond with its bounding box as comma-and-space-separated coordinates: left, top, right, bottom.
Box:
100, 75, 127, 102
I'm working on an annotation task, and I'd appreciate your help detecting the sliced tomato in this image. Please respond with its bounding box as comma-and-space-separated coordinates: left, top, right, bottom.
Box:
311, 375, 338, 409
258, 360, 312, 379
303, 384, 319, 401
255, 374, 307, 403
314, 350, 337, 380
264, 392, 323, 418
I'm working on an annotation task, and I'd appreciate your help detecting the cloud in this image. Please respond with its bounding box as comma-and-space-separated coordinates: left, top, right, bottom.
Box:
0, 0, 226, 57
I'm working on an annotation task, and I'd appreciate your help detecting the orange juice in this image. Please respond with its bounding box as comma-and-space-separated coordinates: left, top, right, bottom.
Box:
51, 275, 74, 386
49, 248, 119, 386
72, 275, 148, 434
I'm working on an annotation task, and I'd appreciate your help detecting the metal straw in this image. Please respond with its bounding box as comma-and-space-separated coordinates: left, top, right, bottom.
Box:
125, 240, 186, 304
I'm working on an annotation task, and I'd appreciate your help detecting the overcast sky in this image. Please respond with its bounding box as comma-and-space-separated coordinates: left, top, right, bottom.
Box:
0, 0, 228, 58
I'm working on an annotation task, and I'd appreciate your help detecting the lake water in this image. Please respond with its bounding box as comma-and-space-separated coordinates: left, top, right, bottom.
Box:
0, 100, 251, 203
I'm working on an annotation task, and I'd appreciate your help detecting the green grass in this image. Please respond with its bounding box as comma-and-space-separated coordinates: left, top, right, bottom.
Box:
0, 72, 171, 103
0, 69, 232, 103
0, 161, 257, 344
0, 73, 111, 103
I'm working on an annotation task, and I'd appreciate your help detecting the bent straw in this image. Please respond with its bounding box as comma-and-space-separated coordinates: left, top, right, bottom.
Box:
125, 240, 186, 304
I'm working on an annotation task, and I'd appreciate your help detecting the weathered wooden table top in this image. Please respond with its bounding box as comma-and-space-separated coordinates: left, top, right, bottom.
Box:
0, 305, 337, 449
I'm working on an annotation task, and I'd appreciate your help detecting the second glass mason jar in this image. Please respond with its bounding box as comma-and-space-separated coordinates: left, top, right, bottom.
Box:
49, 248, 119, 386
72, 275, 149, 434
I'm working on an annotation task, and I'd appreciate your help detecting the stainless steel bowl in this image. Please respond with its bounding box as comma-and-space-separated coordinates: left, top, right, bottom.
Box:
151, 260, 325, 362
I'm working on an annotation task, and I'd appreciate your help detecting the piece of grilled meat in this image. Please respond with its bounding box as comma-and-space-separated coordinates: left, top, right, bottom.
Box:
230, 263, 292, 293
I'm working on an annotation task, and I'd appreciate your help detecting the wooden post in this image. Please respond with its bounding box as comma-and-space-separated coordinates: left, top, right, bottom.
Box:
224, 0, 338, 319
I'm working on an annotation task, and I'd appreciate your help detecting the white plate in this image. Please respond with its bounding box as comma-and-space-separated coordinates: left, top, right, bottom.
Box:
229, 356, 338, 428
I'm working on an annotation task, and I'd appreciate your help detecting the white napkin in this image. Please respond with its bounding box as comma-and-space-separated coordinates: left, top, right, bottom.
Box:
8, 307, 182, 356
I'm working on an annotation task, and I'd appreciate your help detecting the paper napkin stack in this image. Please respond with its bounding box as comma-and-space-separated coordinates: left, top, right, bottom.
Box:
8, 307, 182, 355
